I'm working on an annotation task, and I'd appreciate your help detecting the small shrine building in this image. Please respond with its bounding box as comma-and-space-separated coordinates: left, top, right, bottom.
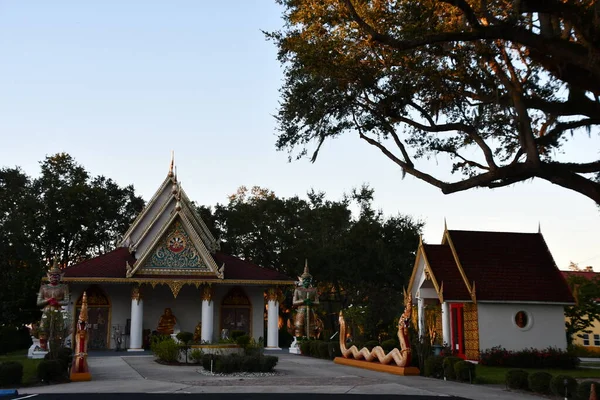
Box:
61, 163, 294, 351
408, 226, 574, 360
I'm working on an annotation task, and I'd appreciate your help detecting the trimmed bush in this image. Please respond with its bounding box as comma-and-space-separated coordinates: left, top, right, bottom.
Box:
279, 328, 294, 348
189, 349, 203, 363
453, 360, 476, 383
309, 340, 323, 356
328, 342, 341, 359
317, 341, 329, 359
0, 326, 32, 355
364, 340, 379, 351
0, 361, 24, 386
527, 371, 552, 394
151, 338, 180, 363
424, 355, 444, 378
550, 375, 578, 398
230, 330, 245, 340
300, 340, 311, 356
505, 369, 529, 390
235, 335, 251, 350
576, 380, 598, 400
176, 331, 194, 344
381, 339, 398, 353
37, 359, 64, 383
204, 354, 278, 373
479, 346, 579, 369
442, 356, 462, 380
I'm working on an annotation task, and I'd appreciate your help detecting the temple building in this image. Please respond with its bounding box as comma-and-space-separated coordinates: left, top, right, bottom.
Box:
61, 162, 294, 351
408, 225, 574, 360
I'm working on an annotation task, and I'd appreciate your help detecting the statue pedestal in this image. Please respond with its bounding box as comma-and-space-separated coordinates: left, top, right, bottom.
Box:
289, 337, 301, 354
27, 337, 48, 359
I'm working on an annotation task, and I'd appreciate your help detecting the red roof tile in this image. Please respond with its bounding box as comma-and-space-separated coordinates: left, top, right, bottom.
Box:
63, 247, 133, 278
448, 230, 574, 303
562, 271, 599, 280
63, 247, 293, 283
212, 252, 292, 281
423, 244, 470, 301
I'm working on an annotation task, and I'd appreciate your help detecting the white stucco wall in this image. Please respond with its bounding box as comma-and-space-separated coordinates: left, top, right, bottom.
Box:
478, 303, 567, 351
68, 283, 268, 348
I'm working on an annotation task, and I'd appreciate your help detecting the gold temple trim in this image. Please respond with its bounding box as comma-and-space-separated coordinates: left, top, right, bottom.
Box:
62, 277, 295, 286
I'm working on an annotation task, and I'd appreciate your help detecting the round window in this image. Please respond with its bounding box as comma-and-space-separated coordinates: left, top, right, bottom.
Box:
515, 311, 528, 328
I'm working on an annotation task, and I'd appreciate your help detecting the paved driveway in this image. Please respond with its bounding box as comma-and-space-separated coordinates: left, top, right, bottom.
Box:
19, 352, 539, 399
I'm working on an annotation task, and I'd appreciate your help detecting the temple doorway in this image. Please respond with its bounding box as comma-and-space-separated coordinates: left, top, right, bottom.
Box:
220, 287, 251, 337
74, 285, 111, 350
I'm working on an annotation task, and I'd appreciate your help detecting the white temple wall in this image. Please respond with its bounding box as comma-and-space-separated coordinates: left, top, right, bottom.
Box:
478, 303, 568, 351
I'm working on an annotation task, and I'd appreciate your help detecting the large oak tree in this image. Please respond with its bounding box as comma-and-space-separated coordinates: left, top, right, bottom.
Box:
268, 0, 600, 204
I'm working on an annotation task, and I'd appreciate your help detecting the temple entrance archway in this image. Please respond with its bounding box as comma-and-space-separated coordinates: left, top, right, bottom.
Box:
220, 286, 251, 337
74, 285, 111, 350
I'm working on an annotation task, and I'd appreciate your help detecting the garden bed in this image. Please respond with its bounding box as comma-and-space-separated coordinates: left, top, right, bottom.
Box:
0, 350, 43, 387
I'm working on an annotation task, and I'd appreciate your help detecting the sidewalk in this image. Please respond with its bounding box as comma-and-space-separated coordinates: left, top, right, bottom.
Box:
20, 351, 541, 399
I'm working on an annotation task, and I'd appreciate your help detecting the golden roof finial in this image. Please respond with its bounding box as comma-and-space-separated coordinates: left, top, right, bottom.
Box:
168, 151, 175, 177
444, 217, 448, 231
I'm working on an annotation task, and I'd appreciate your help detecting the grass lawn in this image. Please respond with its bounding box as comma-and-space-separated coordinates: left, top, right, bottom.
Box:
476, 365, 600, 385
0, 349, 42, 386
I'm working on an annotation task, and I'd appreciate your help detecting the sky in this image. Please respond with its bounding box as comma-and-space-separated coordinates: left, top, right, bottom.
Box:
0, 1, 598, 271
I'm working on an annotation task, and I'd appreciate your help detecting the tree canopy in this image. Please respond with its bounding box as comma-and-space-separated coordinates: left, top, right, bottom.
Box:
564, 271, 600, 345
0, 154, 144, 326
202, 185, 423, 339
268, 0, 600, 204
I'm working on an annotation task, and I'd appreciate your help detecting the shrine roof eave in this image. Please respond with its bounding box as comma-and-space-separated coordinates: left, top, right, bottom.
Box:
61, 277, 296, 286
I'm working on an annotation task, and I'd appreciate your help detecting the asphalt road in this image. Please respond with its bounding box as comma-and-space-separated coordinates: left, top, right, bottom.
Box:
15, 395, 469, 400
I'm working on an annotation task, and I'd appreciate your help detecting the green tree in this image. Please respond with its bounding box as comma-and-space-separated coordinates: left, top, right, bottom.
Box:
207, 184, 422, 339
268, 0, 600, 204
564, 273, 600, 345
35, 153, 144, 266
0, 168, 44, 326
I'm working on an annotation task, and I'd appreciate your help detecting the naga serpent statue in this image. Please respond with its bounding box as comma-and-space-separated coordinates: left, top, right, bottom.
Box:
339, 293, 412, 367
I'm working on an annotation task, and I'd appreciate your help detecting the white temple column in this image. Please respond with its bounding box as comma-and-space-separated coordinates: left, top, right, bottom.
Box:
417, 294, 425, 338
128, 286, 144, 351
442, 301, 451, 346
266, 287, 281, 350
201, 286, 214, 343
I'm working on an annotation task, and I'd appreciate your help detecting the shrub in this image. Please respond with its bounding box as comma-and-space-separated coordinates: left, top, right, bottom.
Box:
442, 356, 462, 380
231, 330, 245, 340
0, 361, 24, 386
202, 353, 218, 371
0, 326, 32, 355
364, 340, 379, 350
505, 369, 529, 390
479, 346, 579, 369
279, 328, 294, 348
527, 371, 552, 394
176, 331, 194, 345
381, 339, 398, 353
550, 375, 578, 398
189, 349, 203, 363
328, 341, 341, 359
424, 355, 444, 378
576, 380, 598, 400
309, 340, 323, 356
453, 360, 475, 383
235, 335, 251, 350
300, 340, 311, 356
151, 338, 180, 363
317, 341, 329, 359
259, 355, 278, 372
44, 347, 72, 373
37, 359, 64, 383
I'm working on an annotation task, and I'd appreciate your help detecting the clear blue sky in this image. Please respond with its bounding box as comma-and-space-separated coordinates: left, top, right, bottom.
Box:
1, 1, 598, 270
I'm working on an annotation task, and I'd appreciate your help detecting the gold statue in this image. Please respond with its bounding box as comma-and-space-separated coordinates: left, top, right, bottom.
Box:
157, 308, 177, 335
338, 293, 413, 367
36, 259, 70, 350
292, 261, 322, 338
193, 322, 202, 342
70, 292, 91, 381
